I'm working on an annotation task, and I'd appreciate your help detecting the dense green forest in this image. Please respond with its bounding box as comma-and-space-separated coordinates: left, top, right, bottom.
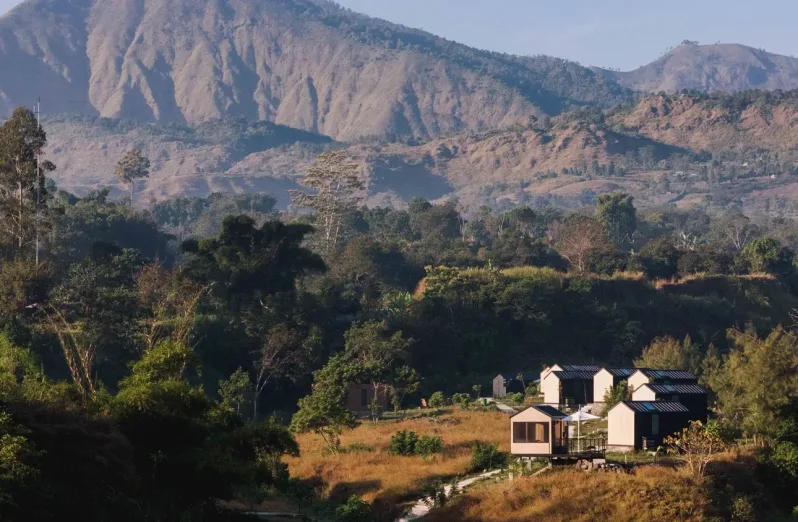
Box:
2, 107, 798, 520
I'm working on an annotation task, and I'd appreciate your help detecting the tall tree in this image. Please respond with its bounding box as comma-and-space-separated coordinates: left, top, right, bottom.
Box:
596, 193, 637, 249
115, 149, 150, 206
289, 152, 364, 254
0, 107, 55, 258
344, 321, 412, 420
549, 214, 607, 273
634, 335, 702, 377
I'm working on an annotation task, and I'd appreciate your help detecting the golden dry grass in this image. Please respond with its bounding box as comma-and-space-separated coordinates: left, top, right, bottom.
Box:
425, 466, 718, 522
285, 410, 509, 513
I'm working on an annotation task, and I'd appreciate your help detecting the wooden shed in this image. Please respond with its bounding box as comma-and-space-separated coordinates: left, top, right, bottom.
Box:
593, 368, 637, 402
510, 405, 569, 457
493, 372, 538, 398
632, 383, 708, 422
627, 369, 697, 393
542, 370, 596, 407
345, 384, 389, 413
607, 401, 691, 451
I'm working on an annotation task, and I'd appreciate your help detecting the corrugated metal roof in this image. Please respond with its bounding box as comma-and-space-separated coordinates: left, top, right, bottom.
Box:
553, 370, 596, 380
531, 405, 568, 418
559, 364, 602, 373
602, 368, 637, 377
643, 383, 707, 395
621, 401, 690, 413
638, 369, 697, 381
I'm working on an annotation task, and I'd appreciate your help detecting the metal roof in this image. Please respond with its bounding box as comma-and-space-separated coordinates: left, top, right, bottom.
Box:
637, 369, 697, 381
601, 368, 637, 377
643, 383, 707, 395
558, 364, 602, 373
530, 405, 568, 418
553, 370, 596, 380
620, 401, 690, 413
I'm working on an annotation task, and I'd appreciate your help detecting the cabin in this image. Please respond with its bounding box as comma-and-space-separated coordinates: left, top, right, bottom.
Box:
593, 368, 637, 402
511, 405, 569, 457
632, 383, 708, 422
511, 405, 605, 458
344, 384, 390, 413
542, 370, 596, 407
607, 401, 692, 451
493, 372, 538, 398
540, 364, 601, 387
627, 369, 698, 392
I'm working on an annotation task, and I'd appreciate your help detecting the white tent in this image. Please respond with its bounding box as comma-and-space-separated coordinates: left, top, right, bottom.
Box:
562, 411, 601, 452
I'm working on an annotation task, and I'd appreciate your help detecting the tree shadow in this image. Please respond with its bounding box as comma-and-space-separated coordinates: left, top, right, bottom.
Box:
328, 479, 382, 504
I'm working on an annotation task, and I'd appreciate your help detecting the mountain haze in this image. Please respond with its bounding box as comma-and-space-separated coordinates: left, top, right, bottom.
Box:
0, 0, 629, 141
600, 43, 798, 93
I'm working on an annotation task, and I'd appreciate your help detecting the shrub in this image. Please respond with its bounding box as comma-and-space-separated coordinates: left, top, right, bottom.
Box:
504, 392, 524, 404
415, 435, 444, 456
470, 441, 505, 472
388, 429, 419, 456
428, 391, 445, 408
335, 495, 374, 522
452, 393, 471, 410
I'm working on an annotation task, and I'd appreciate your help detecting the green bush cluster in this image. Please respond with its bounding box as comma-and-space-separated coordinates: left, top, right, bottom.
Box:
388, 430, 444, 457
428, 391, 445, 408
451, 392, 471, 410
470, 441, 506, 472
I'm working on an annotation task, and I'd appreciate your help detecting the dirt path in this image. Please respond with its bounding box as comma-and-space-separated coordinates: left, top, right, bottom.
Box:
395, 469, 502, 522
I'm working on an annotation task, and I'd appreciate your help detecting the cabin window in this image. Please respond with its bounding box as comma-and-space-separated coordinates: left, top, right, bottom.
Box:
361, 389, 368, 407
651, 414, 660, 435
513, 422, 549, 443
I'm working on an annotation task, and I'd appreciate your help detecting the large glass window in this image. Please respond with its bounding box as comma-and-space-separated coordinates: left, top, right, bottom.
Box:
513, 422, 549, 443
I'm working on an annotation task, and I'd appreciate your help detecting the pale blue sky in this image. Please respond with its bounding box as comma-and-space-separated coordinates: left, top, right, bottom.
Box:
1, 0, 796, 70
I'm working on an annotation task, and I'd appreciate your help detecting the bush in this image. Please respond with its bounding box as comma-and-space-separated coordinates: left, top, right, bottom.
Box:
470, 441, 505, 472
452, 393, 471, 410
415, 435, 444, 456
388, 430, 419, 456
335, 495, 374, 522
428, 391, 445, 408
504, 392, 524, 404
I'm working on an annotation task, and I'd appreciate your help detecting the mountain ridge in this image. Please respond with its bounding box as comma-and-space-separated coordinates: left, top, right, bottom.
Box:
598, 43, 798, 93
0, 0, 629, 141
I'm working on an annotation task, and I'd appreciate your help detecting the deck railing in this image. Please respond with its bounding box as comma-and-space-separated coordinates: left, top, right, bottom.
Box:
564, 436, 607, 456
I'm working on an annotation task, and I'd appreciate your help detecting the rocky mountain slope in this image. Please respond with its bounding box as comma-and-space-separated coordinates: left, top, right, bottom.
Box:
599, 43, 798, 93
0, 0, 628, 141
43, 90, 798, 212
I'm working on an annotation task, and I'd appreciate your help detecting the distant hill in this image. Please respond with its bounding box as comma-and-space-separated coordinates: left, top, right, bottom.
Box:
598, 43, 798, 93
48, 89, 798, 209
0, 0, 629, 141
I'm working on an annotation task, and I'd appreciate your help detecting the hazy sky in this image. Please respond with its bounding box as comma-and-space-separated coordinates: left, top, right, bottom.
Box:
2, 0, 797, 70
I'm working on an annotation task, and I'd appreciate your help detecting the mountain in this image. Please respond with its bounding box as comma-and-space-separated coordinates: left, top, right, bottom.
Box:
599, 43, 798, 93
0, 0, 629, 141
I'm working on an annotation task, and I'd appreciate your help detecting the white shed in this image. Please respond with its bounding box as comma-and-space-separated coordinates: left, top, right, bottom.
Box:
593, 368, 636, 403
627, 369, 697, 393
510, 405, 568, 457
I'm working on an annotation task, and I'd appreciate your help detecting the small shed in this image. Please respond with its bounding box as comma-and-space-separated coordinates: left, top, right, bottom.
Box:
627, 369, 698, 392
632, 383, 708, 422
510, 405, 569, 457
493, 372, 538, 398
345, 384, 389, 413
542, 371, 596, 407
593, 368, 637, 402
607, 401, 691, 451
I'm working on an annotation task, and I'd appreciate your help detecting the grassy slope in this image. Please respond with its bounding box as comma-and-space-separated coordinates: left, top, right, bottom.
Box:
285, 409, 509, 515
424, 467, 717, 522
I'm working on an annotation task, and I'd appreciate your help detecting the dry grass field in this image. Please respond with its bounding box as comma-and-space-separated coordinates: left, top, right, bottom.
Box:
424, 466, 717, 522
285, 409, 509, 515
